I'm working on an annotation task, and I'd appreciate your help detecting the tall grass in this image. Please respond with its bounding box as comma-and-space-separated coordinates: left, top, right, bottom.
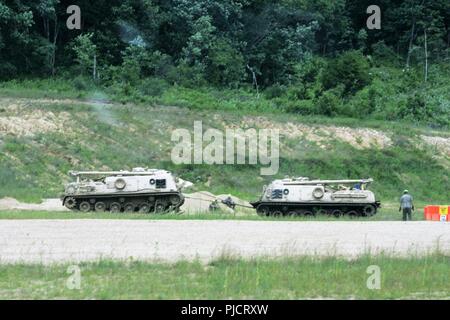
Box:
0, 78, 92, 99
0, 206, 422, 221
0, 254, 448, 299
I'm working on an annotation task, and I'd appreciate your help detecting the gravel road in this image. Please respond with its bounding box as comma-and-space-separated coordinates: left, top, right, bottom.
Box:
0, 220, 449, 264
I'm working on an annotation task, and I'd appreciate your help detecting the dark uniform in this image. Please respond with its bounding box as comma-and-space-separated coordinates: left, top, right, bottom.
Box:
222, 197, 236, 210
399, 191, 414, 221
209, 200, 220, 212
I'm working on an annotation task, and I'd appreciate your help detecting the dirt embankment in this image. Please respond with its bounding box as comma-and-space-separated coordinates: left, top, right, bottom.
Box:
1, 98, 448, 155
225, 116, 393, 149
421, 135, 450, 157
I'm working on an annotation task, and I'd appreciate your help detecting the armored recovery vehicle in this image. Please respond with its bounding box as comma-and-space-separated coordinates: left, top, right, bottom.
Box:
61, 168, 184, 213
251, 177, 380, 217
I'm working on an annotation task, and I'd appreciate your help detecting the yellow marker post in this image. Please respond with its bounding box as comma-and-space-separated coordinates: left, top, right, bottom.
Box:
439, 206, 449, 222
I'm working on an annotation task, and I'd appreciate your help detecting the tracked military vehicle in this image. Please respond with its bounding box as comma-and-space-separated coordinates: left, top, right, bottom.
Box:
251, 178, 380, 217
61, 168, 184, 213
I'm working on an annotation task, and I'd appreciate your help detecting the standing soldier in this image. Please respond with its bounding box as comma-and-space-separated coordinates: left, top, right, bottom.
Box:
399, 190, 414, 221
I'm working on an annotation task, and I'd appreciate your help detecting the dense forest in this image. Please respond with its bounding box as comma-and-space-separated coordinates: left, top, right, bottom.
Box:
1, 0, 449, 126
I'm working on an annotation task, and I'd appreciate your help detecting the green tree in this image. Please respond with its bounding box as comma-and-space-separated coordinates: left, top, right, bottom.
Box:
71, 33, 97, 78
182, 15, 216, 72
242, 2, 319, 86
0, 1, 34, 77
206, 38, 245, 87
35, 0, 60, 75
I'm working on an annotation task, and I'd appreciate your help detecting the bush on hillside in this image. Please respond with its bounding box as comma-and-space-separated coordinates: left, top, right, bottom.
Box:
314, 87, 343, 116
72, 76, 91, 91
265, 84, 286, 99
284, 99, 314, 114
347, 86, 378, 118
371, 41, 401, 67
396, 92, 444, 125
138, 78, 169, 97
321, 50, 371, 96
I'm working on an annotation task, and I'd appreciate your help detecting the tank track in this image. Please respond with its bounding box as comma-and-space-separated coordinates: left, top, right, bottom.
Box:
251, 201, 380, 217
62, 192, 184, 214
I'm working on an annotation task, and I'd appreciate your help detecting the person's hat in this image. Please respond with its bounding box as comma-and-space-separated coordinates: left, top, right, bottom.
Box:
403, 190, 409, 194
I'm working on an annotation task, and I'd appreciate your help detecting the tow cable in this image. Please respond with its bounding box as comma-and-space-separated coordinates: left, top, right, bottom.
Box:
183, 194, 254, 210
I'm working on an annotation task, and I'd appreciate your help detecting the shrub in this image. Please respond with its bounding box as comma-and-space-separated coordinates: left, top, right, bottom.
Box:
321, 50, 371, 96
395, 92, 438, 124
314, 87, 343, 116
293, 57, 326, 84
264, 84, 286, 99
72, 76, 90, 91
371, 41, 400, 66
399, 68, 422, 88
138, 78, 169, 97
284, 99, 314, 114
286, 84, 307, 100
348, 86, 378, 118
173, 61, 207, 88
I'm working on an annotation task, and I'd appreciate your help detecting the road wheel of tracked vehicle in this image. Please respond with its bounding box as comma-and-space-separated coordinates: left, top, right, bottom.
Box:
303, 210, 314, 216
138, 202, 151, 214
315, 208, 328, 216
288, 210, 299, 217
347, 210, 359, 218
256, 205, 270, 217
110, 202, 121, 213
94, 201, 106, 212
332, 209, 343, 218
64, 197, 77, 210
79, 201, 91, 212
154, 201, 167, 214
363, 205, 376, 217
169, 195, 181, 206
123, 203, 135, 213
272, 210, 283, 216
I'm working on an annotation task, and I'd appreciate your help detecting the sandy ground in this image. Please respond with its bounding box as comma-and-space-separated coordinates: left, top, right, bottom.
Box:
0, 220, 448, 264
0, 198, 67, 212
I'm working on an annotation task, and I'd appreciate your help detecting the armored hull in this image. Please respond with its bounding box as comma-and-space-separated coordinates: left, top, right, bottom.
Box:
251, 178, 380, 217
61, 168, 184, 213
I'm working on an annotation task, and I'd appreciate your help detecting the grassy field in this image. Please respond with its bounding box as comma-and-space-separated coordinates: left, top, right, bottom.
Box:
0, 254, 448, 299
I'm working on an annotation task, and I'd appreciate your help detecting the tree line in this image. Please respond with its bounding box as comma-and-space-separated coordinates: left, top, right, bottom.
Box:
1, 0, 448, 83
1, 0, 449, 125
